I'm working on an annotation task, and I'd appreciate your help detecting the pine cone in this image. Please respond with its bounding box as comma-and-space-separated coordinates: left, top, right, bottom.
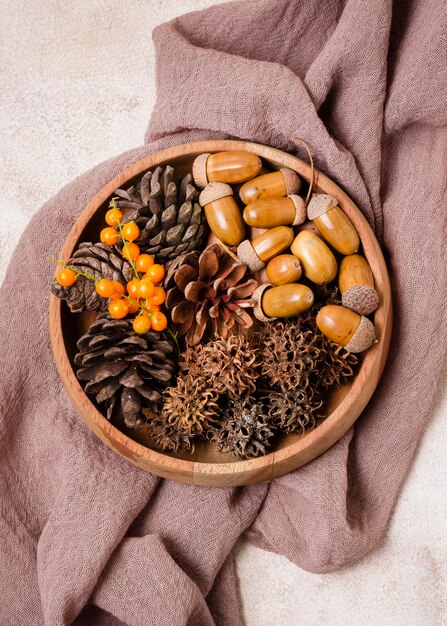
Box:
74, 313, 177, 428
164, 243, 258, 345
211, 395, 275, 459
114, 165, 208, 261
179, 334, 260, 400
148, 377, 220, 452
51, 243, 133, 313
267, 388, 324, 434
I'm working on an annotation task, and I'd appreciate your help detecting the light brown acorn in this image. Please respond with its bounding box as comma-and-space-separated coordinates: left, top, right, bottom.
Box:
290, 230, 337, 285
316, 304, 376, 353
243, 195, 306, 229
339, 254, 379, 315
307, 193, 360, 255
266, 254, 302, 285
192, 150, 262, 187
252, 283, 314, 321
239, 168, 301, 204
199, 183, 245, 247
237, 226, 294, 272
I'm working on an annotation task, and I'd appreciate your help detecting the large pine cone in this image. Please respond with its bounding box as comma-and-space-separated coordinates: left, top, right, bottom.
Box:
114, 165, 208, 261
51, 243, 133, 313
75, 313, 177, 428
164, 243, 258, 345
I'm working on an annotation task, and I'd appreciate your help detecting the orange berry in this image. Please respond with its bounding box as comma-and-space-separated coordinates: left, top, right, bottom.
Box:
127, 278, 141, 299
105, 208, 123, 226
56, 268, 77, 287
109, 281, 125, 300
100, 227, 119, 246
136, 253, 154, 273
145, 300, 160, 313
126, 300, 140, 314
122, 221, 140, 242
138, 279, 155, 299
151, 286, 166, 306
95, 278, 116, 298
144, 264, 165, 284
133, 314, 151, 334
108, 299, 129, 319
122, 242, 140, 261
151, 311, 168, 332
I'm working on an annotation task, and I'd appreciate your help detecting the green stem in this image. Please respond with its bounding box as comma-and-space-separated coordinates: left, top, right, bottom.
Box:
167, 328, 180, 354
110, 197, 140, 280
49, 256, 98, 283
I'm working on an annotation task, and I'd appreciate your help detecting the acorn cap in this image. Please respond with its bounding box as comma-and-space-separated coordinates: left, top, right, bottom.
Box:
280, 168, 301, 195
236, 239, 266, 272
344, 316, 376, 353
289, 195, 307, 225
199, 182, 233, 206
192, 153, 211, 188
307, 193, 338, 220
342, 285, 379, 316
252, 283, 276, 322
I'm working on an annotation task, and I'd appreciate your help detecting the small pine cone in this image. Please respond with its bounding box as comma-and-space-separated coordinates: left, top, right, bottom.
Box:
51, 243, 133, 313
114, 165, 208, 261
211, 395, 275, 459
75, 313, 177, 428
148, 377, 220, 452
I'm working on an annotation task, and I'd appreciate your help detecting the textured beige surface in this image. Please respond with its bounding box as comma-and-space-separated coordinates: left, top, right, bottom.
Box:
1, 1, 446, 624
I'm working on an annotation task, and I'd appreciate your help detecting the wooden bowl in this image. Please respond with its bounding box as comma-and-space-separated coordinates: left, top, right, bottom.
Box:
49, 140, 392, 487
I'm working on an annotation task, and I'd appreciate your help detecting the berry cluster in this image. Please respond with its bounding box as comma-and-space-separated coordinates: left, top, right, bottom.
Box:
55, 199, 169, 335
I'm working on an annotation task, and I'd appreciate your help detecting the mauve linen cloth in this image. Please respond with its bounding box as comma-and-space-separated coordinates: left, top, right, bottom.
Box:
1, 0, 446, 624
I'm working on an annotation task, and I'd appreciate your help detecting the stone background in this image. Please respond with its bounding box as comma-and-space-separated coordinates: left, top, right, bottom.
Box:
1, 1, 446, 624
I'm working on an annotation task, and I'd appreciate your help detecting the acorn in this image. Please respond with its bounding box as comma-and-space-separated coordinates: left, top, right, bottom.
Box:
237, 226, 294, 272
316, 305, 376, 353
339, 254, 379, 315
307, 193, 360, 255
253, 283, 314, 321
290, 230, 337, 285
266, 254, 302, 285
243, 195, 306, 228
239, 168, 301, 204
199, 182, 245, 247
193, 150, 262, 187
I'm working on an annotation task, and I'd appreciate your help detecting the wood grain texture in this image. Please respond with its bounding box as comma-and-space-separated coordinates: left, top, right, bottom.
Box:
49, 140, 392, 487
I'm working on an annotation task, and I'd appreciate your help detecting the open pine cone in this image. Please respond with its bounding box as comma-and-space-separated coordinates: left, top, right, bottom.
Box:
75, 313, 177, 428
164, 243, 258, 345
51, 242, 132, 313
114, 165, 208, 261
210, 395, 275, 459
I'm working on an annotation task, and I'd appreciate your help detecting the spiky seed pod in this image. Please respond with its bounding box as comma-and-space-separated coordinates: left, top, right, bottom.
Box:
148, 377, 220, 452
267, 388, 324, 434
211, 395, 275, 459
164, 243, 258, 345
74, 313, 177, 428
114, 165, 208, 261
51, 242, 133, 313
179, 334, 260, 400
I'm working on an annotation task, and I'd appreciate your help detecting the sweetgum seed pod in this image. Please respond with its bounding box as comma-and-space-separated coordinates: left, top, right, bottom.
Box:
316, 304, 376, 353
193, 151, 262, 187
239, 168, 301, 204
307, 193, 360, 255
199, 182, 245, 247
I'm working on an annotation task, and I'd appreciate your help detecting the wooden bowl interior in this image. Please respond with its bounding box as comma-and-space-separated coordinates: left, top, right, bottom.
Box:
53, 140, 392, 485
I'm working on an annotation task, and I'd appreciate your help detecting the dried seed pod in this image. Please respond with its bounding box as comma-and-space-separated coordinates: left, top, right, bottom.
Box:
339, 254, 379, 315
291, 230, 338, 285
199, 182, 245, 246
266, 254, 302, 285
307, 193, 360, 255
193, 150, 262, 187
239, 168, 300, 204
237, 226, 294, 272
243, 195, 306, 228
316, 304, 376, 353
253, 283, 314, 321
